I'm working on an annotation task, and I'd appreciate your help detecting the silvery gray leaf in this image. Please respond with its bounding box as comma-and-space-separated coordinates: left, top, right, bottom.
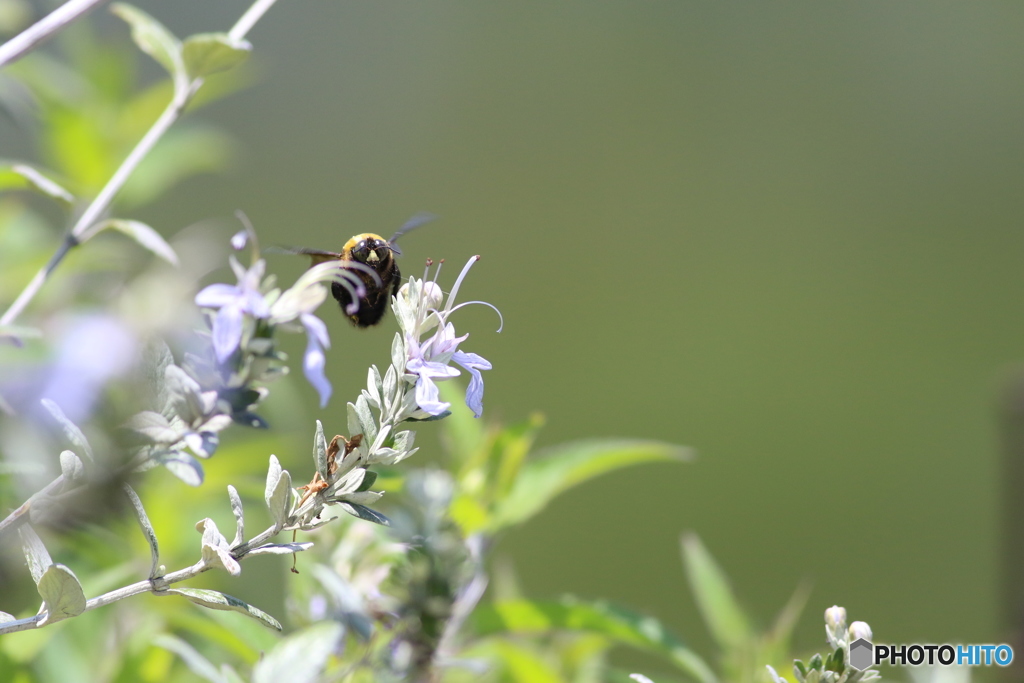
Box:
328, 468, 365, 497
143, 340, 174, 413
345, 403, 361, 445
382, 365, 397, 413
0, 612, 14, 623
252, 622, 343, 683
162, 588, 282, 630
164, 365, 206, 423
265, 457, 292, 529
198, 518, 240, 575
246, 542, 314, 556
40, 399, 93, 462
391, 429, 416, 457
313, 421, 328, 481
391, 332, 404, 374
227, 485, 244, 547
354, 395, 377, 443
123, 484, 161, 579
369, 365, 383, 405
154, 634, 228, 683
338, 502, 390, 526
18, 524, 52, 583
156, 450, 204, 486
265, 455, 283, 507
37, 564, 86, 624
127, 411, 182, 443
335, 490, 383, 507
59, 450, 84, 482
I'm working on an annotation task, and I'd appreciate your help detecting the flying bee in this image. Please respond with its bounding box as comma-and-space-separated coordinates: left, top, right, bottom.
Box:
278, 213, 436, 327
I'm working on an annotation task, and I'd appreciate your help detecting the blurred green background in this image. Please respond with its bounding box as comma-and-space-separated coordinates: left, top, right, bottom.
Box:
6, 0, 1024, 673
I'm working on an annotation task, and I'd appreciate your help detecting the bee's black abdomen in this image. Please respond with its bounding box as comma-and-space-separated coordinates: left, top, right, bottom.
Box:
330, 277, 391, 327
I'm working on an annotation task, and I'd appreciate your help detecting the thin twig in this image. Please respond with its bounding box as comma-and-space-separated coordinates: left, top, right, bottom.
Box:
0, 0, 110, 69
0, 0, 279, 328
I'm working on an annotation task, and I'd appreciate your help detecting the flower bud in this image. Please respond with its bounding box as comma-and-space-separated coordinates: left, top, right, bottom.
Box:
824, 605, 847, 631
848, 621, 873, 642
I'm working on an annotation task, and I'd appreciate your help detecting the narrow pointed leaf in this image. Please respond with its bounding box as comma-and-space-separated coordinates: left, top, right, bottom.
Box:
90, 219, 179, 266
154, 634, 227, 683
110, 4, 184, 85
253, 622, 343, 683
123, 484, 160, 579
313, 421, 328, 480
127, 410, 181, 443
338, 502, 390, 526
681, 533, 752, 651
490, 439, 691, 531
18, 524, 52, 583
38, 564, 86, 624
182, 32, 252, 79
246, 542, 313, 556
472, 598, 717, 683
0, 164, 74, 204
156, 450, 204, 486
227, 485, 244, 547
164, 588, 282, 630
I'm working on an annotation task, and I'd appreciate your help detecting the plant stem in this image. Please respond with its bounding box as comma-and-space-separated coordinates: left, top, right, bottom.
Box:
0, 0, 279, 328
0, 0, 110, 69
229, 0, 279, 42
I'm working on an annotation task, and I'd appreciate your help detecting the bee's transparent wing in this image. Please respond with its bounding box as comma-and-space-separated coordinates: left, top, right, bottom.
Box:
387, 212, 438, 255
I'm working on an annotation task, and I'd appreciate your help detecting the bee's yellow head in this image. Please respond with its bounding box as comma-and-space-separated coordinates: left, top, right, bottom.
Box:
344, 233, 393, 266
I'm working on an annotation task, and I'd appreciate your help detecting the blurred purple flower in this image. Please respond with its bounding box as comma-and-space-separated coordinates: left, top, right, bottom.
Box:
301, 313, 332, 407
40, 315, 138, 423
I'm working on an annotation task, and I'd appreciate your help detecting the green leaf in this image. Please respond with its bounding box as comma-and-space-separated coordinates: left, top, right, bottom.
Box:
163, 588, 282, 631
484, 640, 564, 683
182, 33, 252, 79
40, 398, 93, 462
0, 163, 74, 204
472, 599, 716, 683
489, 439, 692, 531
110, 4, 185, 87
252, 622, 343, 683
37, 564, 86, 624
680, 533, 752, 652
154, 634, 227, 683
85, 219, 179, 266
122, 484, 160, 579
356, 470, 378, 492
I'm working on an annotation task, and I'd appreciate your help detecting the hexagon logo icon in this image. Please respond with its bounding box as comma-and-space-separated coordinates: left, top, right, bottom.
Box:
849, 638, 873, 671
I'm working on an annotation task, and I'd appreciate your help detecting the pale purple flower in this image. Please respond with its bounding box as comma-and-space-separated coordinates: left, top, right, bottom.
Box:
301, 313, 332, 407
452, 351, 491, 418
398, 257, 500, 418
194, 258, 269, 363
406, 332, 460, 415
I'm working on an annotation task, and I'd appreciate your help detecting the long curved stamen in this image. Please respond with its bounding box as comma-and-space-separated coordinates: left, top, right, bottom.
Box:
446, 300, 504, 333
443, 255, 479, 316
